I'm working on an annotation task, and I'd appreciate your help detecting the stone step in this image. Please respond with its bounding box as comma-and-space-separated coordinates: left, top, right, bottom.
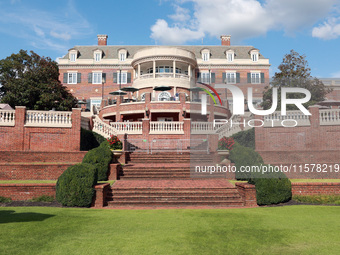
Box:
108, 190, 238, 196
107, 200, 244, 206
110, 195, 241, 201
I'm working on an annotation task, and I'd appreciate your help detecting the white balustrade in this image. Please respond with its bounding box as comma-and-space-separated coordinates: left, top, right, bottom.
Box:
0, 110, 15, 126
191, 122, 223, 134
25, 110, 72, 127
155, 73, 173, 78
264, 110, 310, 127
149, 121, 184, 134
139, 74, 153, 79
216, 121, 242, 139
319, 109, 340, 125
175, 74, 190, 80
92, 116, 117, 138
110, 122, 143, 134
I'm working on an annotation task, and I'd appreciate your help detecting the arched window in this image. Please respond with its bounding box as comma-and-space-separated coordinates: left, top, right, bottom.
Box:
158, 91, 171, 101
140, 93, 146, 101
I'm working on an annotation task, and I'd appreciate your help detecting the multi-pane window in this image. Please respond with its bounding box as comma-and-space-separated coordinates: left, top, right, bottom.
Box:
202, 53, 209, 61
119, 53, 126, 61
70, 53, 76, 62
201, 73, 210, 83
226, 72, 236, 84
251, 53, 258, 62
227, 53, 234, 62
92, 72, 102, 84
117, 72, 127, 84
95, 53, 101, 62
251, 73, 260, 84
68, 73, 77, 84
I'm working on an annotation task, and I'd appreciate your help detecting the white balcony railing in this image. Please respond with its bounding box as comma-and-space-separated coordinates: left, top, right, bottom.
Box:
92, 116, 117, 138
264, 110, 310, 127
110, 122, 143, 134
149, 121, 184, 134
319, 109, 340, 125
139, 74, 153, 79
25, 110, 72, 127
155, 73, 174, 78
0, 110, 15, 126
191, 122, 223, 134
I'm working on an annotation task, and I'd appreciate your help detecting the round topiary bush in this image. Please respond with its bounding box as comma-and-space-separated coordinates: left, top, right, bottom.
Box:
82, 141, 113, 181
56, 163, 97, 207
255, 171, 292, 205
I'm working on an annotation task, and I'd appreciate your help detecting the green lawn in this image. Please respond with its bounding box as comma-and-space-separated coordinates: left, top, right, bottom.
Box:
0, 206, 339, 255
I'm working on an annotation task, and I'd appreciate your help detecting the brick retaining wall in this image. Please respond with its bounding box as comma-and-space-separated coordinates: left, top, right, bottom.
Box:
0, 183, 56, 201
292, 182, 340, 196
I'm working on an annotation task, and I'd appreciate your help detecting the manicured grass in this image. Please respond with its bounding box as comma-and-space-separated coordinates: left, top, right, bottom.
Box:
0, 206, 339, 255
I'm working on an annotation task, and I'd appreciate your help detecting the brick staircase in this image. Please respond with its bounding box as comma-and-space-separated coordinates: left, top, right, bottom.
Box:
106, 152, 244, 208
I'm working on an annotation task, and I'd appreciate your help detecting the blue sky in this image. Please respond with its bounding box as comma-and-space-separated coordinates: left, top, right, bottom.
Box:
0, 0, 339, 78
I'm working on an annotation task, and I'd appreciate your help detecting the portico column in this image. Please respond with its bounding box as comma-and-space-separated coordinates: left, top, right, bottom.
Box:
138, 64, 141, 77
188, 65, 191, 78
173, 60, 176, 78
153, 60, 156, 78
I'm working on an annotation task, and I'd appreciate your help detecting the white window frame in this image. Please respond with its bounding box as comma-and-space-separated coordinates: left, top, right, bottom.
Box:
226, 72, 236, 84
158, 91, 171, 101
119, 52, 126, 61
117, 72, 127, 84
251, 52, 259, 62
202, 52, 209, 61
226, 51, 234, 62
67, 72, 77, 84
251, 72, 261, 84
94, 53, 101, 62
92, 72, 102, 84
70, 53, 76, 62
201, 72, 210, 83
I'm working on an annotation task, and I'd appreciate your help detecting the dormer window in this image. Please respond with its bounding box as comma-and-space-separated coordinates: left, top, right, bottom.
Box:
69, 49, 78, 62
250, 49, 259, 62
201, 49, 210, 61
226, 50, 234, 62
118, 49, 127, 62
93, 49, 102, 62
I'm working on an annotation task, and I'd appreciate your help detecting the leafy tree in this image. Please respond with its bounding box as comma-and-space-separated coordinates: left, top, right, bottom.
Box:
0, 50, 77, 110
262, 50, 331, 110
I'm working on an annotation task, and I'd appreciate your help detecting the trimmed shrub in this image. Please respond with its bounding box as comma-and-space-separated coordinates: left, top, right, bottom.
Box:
229, 141, 292, 205
82, 141, 113, 181
80, 128, 106, 151
254, 171, 292, 205
232, 128, 255, 149
293, 195, 340, 205
0, 196, 12, 203
229, 141, 264, 181
56, 163, 97, 207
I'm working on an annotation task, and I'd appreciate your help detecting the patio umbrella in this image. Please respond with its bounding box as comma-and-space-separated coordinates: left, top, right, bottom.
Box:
109, 90, 128, 96
153, 86, 172, 91
121, 87, 139, 92
189, 87, 203, 91
77, 100, 87, 105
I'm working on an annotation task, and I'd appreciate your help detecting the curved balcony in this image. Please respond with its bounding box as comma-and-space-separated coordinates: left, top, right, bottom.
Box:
133, 73, 195, 89
132, 47, 196, 66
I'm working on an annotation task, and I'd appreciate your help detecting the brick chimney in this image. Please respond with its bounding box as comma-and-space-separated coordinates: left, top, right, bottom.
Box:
220, 35, 231, 46
97, 34, 108, 46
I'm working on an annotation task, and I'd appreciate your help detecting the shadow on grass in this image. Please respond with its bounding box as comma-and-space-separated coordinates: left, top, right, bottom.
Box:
0, 210, 55, 224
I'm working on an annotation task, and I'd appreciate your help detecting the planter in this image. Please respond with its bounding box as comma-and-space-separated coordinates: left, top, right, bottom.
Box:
110, 149, 123, 163
217, 150, 230, 156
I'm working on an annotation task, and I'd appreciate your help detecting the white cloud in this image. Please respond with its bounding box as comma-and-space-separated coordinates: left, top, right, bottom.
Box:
0, 0, 92, 52
151, 19, 204, 44
312, 17, 340, 39
151, 0, 339, 44
168, 5, 191, 22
